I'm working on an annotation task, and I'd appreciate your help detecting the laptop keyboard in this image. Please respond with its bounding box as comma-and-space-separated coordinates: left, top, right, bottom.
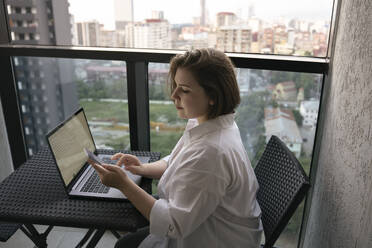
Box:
80, 171, 110, 194
102, 157, 117, 164
80, 156, 118, 194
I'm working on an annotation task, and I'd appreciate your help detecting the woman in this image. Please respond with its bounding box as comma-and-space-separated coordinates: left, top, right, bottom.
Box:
89, 48, 263, 247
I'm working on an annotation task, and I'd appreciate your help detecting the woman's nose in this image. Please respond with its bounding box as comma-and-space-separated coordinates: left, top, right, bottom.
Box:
171, 89, 179, 100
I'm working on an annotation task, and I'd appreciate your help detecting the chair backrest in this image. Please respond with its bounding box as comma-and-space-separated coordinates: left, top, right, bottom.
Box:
254, 135, 310, 248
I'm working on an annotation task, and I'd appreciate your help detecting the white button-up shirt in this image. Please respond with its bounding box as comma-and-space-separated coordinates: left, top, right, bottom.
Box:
139, 114, 262, 248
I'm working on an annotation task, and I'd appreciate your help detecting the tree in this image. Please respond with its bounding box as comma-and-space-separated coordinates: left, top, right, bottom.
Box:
251, 135, 267, 167
236, 91, 270, 156
106, 79, 127, 99
76, 79, 109, 99
150, 130, 183, 157
292, 109, 304, 127
149, 84, 168, 100
76, 80, 90, 99
90, 80, 108, 99
269, 71, 319, 99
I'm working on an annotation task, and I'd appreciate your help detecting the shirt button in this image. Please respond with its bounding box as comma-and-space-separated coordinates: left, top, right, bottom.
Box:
168, 225, 174, 232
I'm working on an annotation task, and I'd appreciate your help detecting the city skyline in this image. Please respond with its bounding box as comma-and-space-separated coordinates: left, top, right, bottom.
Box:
69, 0, 333, 30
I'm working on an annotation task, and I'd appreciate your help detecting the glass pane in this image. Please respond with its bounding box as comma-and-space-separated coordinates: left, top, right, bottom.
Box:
235, 68, 322, 247
13, 56, 129, 156
148, 63, 186, 157
6, 0, 333, 56
148, 62, 186, 193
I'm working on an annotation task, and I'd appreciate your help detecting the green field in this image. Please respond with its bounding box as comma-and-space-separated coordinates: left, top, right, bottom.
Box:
80, 99, 184, 155
80, 99, 184, 125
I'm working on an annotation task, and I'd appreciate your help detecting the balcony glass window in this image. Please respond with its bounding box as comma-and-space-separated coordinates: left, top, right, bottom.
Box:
13, 57, 129, 156
148, 62, 322, 247
148, 63, 186, 156
6, 0, 333, 57
2, 1, 329, 246
148, 62, 187, 194
237, 68, 321, 247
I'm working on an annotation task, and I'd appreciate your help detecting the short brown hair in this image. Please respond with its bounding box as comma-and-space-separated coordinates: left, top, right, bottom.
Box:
168, 48, 240, 119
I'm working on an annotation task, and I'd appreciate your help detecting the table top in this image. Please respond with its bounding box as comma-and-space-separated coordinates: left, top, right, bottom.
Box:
0, 147, 160, 232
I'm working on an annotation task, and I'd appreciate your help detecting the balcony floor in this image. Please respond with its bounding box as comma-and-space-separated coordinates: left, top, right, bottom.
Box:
1, 225, 119, 248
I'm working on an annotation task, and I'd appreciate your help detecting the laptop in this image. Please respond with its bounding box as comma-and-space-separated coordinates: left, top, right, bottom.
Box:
46, 107, 150, 201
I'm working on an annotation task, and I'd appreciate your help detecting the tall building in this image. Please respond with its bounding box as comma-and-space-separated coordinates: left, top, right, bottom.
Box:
200, 0, 206, 26
100, 29, 119, 47
216, 26, 251, 53
262, 27, 274, 52
216, 12, 236, 27
76, 21, 100, 46
248, 3, 255, 19
6, 0, 78, 155
152, 11, 164, 20
125, 19, 171, 49
114, 0, 133, 30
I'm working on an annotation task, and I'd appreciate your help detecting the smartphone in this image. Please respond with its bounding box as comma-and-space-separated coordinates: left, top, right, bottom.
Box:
84, 148, 103, 165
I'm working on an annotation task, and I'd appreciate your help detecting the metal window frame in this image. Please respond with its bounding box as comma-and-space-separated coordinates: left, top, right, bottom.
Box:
0, 44, 328, 73
0, 45, 329, 248
0, 4, 28, 169
0, 44, 329, 156
0, 2, 331, 247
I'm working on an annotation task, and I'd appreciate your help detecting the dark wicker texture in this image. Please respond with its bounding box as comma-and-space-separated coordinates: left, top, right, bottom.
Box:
254, 135, 310, 248
0, 222, 20, 242
0, 147, 160, 232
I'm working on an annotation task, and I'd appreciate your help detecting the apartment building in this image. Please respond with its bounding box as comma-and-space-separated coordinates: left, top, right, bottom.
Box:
6, 0, 78, 155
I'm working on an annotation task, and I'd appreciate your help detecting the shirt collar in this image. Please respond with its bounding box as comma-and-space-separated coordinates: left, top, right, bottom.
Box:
184, 113, 235, 143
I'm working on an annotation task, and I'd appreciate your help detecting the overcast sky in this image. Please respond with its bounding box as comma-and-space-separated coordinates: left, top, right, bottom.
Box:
69, 0, 334, 30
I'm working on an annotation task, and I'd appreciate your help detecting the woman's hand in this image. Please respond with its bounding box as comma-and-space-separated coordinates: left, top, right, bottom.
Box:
111, 153, 146, 176
88, 160, 129, 189
89, 155, 157, 220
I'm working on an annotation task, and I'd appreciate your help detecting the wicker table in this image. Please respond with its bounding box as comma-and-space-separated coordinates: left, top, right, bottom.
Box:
0, 147, 160, 247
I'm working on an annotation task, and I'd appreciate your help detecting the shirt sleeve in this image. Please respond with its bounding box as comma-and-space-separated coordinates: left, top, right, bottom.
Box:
149, 147, 229, 239
161, 155, 170, 163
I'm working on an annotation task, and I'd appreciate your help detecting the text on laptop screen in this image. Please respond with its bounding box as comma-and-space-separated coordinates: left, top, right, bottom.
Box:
48, 111, 96, 186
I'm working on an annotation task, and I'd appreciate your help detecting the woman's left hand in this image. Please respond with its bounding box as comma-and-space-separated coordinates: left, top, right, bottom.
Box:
88, 159, 129, 189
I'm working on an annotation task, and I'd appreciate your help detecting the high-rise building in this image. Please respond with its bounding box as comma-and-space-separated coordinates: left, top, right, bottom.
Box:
76, 21, 100, 46
216, 26, 252, 53
216, 12, 236, 27
100, 29, 119, 47
125, 19, 171, 49
262, 27, 274, 52
114, 0, 133, 30
248, 4, 255, 19
152, 11, 164, 20
6, 0, 78, 155
200, 0, 206, 26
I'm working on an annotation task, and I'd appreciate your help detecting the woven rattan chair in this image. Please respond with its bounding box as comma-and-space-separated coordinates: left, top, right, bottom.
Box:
254, 135, 310, 248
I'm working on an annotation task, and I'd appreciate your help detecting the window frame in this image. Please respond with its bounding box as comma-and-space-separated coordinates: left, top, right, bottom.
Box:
0, 1, 335, 247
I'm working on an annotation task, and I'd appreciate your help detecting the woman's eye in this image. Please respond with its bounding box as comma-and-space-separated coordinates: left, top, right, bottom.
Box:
181, 88, 189, 93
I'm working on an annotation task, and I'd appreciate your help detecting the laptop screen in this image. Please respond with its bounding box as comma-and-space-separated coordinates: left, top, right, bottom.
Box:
47, 109, 96, 186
